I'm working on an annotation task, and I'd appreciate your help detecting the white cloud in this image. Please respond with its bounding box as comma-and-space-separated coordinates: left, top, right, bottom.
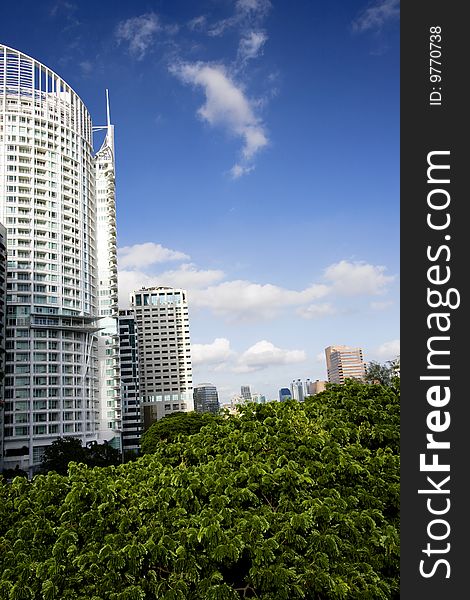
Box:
117, 251, 395, 321
50, 0, 76, 18
229, 163, 255, 178
116, 13, 161, 59
169, 62, 268, 171
376, 339, 400, 360
370, 300, 394, 311
237, 31, 268, 63
315, 352, 326, 364
208, 0, 272, 37
118, 270, 153, 306
191, 338, 235, 366
297, 303, 336, 320
236, 0, 271, 12
79, 61, 93, 76
118, 242, 189, 269
352, 0, 400, 33
234, 340, 306, 373
152, 263, 225, 290
187, 15, 207, 31
324, 260, 394, 296
117, 264, 225, 307
190, 279, 329, 320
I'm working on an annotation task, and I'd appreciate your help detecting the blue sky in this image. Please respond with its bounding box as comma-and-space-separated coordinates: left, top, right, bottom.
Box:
1, 0, 400, 402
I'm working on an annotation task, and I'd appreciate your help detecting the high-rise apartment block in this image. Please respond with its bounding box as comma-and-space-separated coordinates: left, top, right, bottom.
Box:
0, 44, 120, 474
118, 309, 141, 456
290, 379, 305, 402
241, 385, 252, 401
325, 345, 365, 384
130, 287, 193, 429
193, 383, 219, 414
307, 379, 327, 395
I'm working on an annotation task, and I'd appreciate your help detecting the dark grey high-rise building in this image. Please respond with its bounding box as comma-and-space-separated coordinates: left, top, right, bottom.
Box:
0, 222, 6, 469
241, 385, 251, 401
193, 383, 219, 415
118, 309, 142, 456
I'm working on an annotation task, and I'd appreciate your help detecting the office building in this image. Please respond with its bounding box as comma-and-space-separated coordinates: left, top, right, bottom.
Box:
307, 379, 327, 395
279, 387, 292, 402
252, 393, 266, 404
229, 394, 245, 413
118, 309, 142, 456
325, 345, 366, 385
241, 385, 252, 401
0, 44, 119, 473
130, 287, 193, 429
290, 379, 305, 402
193, 383, 219, 414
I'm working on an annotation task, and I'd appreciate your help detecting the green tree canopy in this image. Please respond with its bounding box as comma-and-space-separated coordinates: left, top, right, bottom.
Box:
364, 359, 400, 387
141, 410, 223, 454
39, 437, 121, 475
39, 436, 89, 475
0, 381, 399, 599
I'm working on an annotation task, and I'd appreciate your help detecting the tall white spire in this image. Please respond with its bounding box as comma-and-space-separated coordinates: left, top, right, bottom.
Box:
103, 88, 114, 157
106, 88, 111, 126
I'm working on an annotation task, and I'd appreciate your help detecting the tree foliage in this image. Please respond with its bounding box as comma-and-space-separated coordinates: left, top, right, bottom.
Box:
364, 359, 400, 387
40, 437, 121, 475
141, 411, 223, 454
0, 381, 399, 599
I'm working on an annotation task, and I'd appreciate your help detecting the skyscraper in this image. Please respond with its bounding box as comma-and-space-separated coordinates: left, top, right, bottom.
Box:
0, 44, 118, 474
279, 387, 292, 402
241, 385, 252, 401
193, 383, 219, 414
94, 92, 121, 448
118, 309, 141, 456
130, 287, 193, 429
290, 379, 305, 402
325, 345, 365, 384
307, 379, 327, 395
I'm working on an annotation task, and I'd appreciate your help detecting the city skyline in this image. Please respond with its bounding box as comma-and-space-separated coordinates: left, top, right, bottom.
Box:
0, 0, 400, 403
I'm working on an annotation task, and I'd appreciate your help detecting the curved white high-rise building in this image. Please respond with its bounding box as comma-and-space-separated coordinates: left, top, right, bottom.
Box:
95, 92, 121, 446
0, 44, 120, 474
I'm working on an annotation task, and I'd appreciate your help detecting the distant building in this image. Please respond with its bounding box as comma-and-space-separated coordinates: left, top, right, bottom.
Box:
279, 388, 292, 401
241, 385, 252, 401
220, 402, 238, 415
131, 287, 193, 430
307, 380, 327, 395
325, 345, 365, 384
229, 395, 245, 413
290, 379, 305, 402
118, 310, 142, 456
193, 383, 220, 414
